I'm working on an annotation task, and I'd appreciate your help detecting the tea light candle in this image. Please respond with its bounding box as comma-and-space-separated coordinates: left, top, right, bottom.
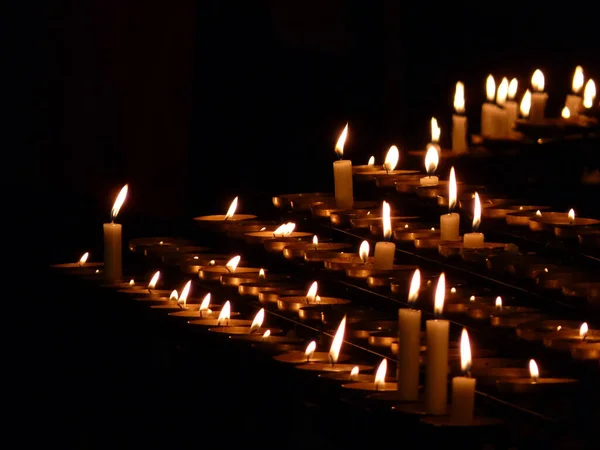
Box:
419, 145, 439, 186
197, 256, 261, 282
529, 69, 548, 124
496, 359, 578, 393
276, 281, 350, 313
397, 269, 422, 401
450, 329, 476, 425
565, 66, 584, 117
583, 79, 596, 110
543, 323, 599, 351
373, 201, 396, 270
50, 252, 104, 274
187, 301, 250, 327
103, 184, 128, 283
440, 167, 460, 241
333, 123, 353, 209
342, 358, 397, 391
425, 273, 450, 415
505, 78, 519, 136
208, 308, 281, 335
480, 75, 496, 137
221, 268, 268, 287
193, 196, 256, 225
452, 82, 468, 152
273, 340, 348, 364
490, 78, 508, 139
282, 236, 351, 259
463, 192, 484, 248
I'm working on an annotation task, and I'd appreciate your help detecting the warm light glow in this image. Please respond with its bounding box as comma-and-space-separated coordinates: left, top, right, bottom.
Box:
497, 77, 508, 106
110, 184, 128, 221
169, 290, 179, 301
470, 295, 476, 302
520, 90, 531, 117
313, 235, 318, 248
329, 315, 347, 365
335, 123, 349, 158
460, 328, 472, 374
408, 269, 421, 304
129, 279, 135, 286
531, 69, 544, 92
434, 273, 446, 316
508, 78, 518, 100
572, 66, 584, 94
179, 280, 191, 306
535, 210, 542, 217
359, 240, 370, 263
148, 271, 160, 289
257, 269, 265, 280
580, 322, 588, 339
451, 287, 456, 294
382, 201, 392, 240
225, 255, 241, 272
306, 281, 318, 303
495, 296, 502, 310
262, 329, 271, 339
431, 117, 441, 143
425, 145, 439, 174
472, 192, 481, 231
448, 167, 457, 211
454, 81, 465, 114
384, 145, 400, 172
225, 197, 238, 220
305, 341, 317, 360
249, 308, 265, 333
217, 301, 231, 323
568, 208, 575, 225
273, 222, 296, 237
199, 293, 211, 311
368, 156, 375, 166
529, 359, 539, 382
350, 366, 360, 381
561, 106, 571, 119
79, 252, 89, 265
374, 358, 387, 389
486, 75, 496, 102
583, 79, 596, 109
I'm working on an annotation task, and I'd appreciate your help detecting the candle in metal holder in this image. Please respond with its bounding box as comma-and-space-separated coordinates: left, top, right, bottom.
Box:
193, 196, 256, 227
237, 276, 292, 296
543, 323, 599, 351
516, 319, 582, 342
180, 255, 247, 275
220, 269, 268, 287
304, 250, 348, 263
392, 226, 439, 241
277, 291, 350, 314
49, 252, 104, 274
273, 340, 350, 364
571, 342, 600, 361
243, 222, 308, 245
282, 237, 351, 259
536, 268, 586, 290
528, 211, 576, 232
197, 256, 262, 282
552, 209, 600, 238
347, 320, 397, 340
438, 240, 507, 259
330, 209, 373, 227
128, 237, 195, 254
323, 240, 373, 270
365, 264, 418, 288
319, 368, 374, 383
496, 359, 578, 393
318, 305, 383, 326
272, 192, 333, 210
187, 301, 247, 327
311, 200, 378, 219
446, 294, 497, 315
225, 221, 281, 240
342, 358, 398, 391
257, 288, 305, 305
490, 310, 545, 328
377, 173, 423, 189
452, 358, 543, 385
352, 216, 420, 232
483, 204, 550, 220
229, 330, 304, 350
345, 263, 417, 280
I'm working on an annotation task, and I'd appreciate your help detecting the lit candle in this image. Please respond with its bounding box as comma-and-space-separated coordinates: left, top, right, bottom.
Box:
104, 184, 128, 283
440, 167, 460, 241
333, 123, 353, 209
520, 90, 531, 119
463, 192, 484, 248
583, 79, 596, 110
429, 117, 441, 154
490, 77, 509, 139
505, 78, 519, 136
397, 269, 422, 401
565, 66, 584, 117
452, 81, 468, 152
425, 273, 450, 415
529, 69, 548, 123
450, 328, 476, 425
419, 145, 439, 186
373, 201, 396, 270
481, 75, 496, 137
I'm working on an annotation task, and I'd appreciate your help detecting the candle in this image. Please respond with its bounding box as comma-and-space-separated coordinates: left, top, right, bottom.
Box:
276, 281, 351, 313
490, 78, 508, 139
333, 123, 353, 209
452, 81, 468, 152
583, 79, 596, 109
103, 184, 128, 283
505, 78, 519, 137
397, 269, 423, 401
342, 358, 398, 391
564, 66, 584, 117
450, 329, 476, 425
440, 167, 460, 241
463, 192, 484, 248
429, 117, 441, 154
193, 196, 257, 225
420, 145, 440, 186
520, 89, 531, 120
529, 69, 548, 123
373, 201, 396, 270
480, 75, 496, 137
496, 359, 578, 393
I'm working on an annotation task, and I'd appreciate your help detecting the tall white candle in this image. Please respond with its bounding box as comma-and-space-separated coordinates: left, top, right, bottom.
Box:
104, 184, 128, 283
463, 192, 484, 248
373, 201, 395, 270
450, 328, 476, 425
452, 82, 468, 153
425, 273, 449, 415
529, 69, 548, 124
480, 75, 496, 137
565, 66, 584, 117
397, 269, 422, 401
440, 167, 460, 241
333, 123, 353, 209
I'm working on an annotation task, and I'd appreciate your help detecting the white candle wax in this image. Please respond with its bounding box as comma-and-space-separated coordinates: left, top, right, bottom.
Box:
490, 106, 508, 139
440, 213, 460, 241
420, 175, 439, 186
480, 103, 495, 137
504, 101, 518, 136
450, 376, 476, 425
397, 308, 422, 401
373, 242, 395, 270
425, 319, 450, 415
565, 94, 582, 117
103, 222, 122, 282
451, 115, 468, 153
463, 232, 484, 248
333, 160, 353, 209
529, 92, 548, 123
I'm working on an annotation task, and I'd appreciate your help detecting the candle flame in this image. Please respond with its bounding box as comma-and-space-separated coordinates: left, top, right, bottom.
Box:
382, 201, 392, 240
508, 78, 518, 100
531, 69, 544, 92
448, 167, 457, 211
350, 366, 360, 381
305, 341, 317, 360
454, 81, 465, 114
262, 329, 271, 339
434, 273, 445, 316
249, 308, 265, 333
561, 106, 571, 119
529, 359, 539, 382
536, 210, 542, 217
359, 240, 370, 263
368, 156, 375, 166
470, 295, 476, 302
169, 290, 179, 301
335, 123, 349, 158
580, 322, 588, 339
313, 235, 318, 248
79, 252, 89, 265
572, 66, 584, 94
199, 293, 211, 311
225, 255, 241, 272
460, 328, 472, 374
497, 77, 508, 106
374, 358, 387, 389
217, 301, 231, 324
520, 90, 531, 117
495, 296, 502, 310
306, 281, 318, 303
408, 269, 421, 304
568, 208, 575, 224
384, 145, 400, 172
329, 315, 347, 365
179, 280, 191, 306
431, 117, 441, 143
472, 192, 481, 231
148, 271, 160, 289
583, 79, 596, 109
225, 197, 238, 220
425, 145, 439, 174
486, 75, 496, 102
273, 222, 296, 237
110, 184, 128, 221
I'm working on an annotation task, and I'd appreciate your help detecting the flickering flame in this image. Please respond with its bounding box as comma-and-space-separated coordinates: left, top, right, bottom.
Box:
568, 208, 575, 225
382, 201, 392, 240
454, 81, 465, 114
408, 269, 421, 304
249, 308, 265, 333
273, 222, 296, 237
460, 328, 472, 374
374, 358, 387, 390
199, 293, 211, 312
306, 281, 318, 303
313, 235, 318, 248
470, 295, 476, 302
448, 167, 457, 211
262, 329, 271, 339
129, 279, 135, 286
583, 79, 596, 109
259, 268, 265, 279
497, 78, 508, 106
561, 107, 571, 119
329, 315, 346, 365
529, 359, 539, 382
434, 273, 446, 316
580, 322, 588, 339
359, 240, 370, 263
148, 271, 160, 289
508, 78, 518, 100
535, 210, 542, 217
110, 184, 128, 221
572, 66, 584, 94
472, 192, 481, 231
520, 90, 531, 117
425, 145, 439, 174
384, 145, 400, 172
217, 301, 231, 323
225, 256, 241, 272
225, 197, 238, 220
179, 280, 191, 306
450, 287, 456, 294
486, 75, 496, 102
368, 156, 375, 166
531, 69, 544, 92
305, 341, 316, 360
335, 123, 349, 158
350, 366, 360, 381
169, 290, 179, 301
209, 260, 216, 265
79, 252, 89, 265
431, 117, 441, 143
495, 296, 503, 310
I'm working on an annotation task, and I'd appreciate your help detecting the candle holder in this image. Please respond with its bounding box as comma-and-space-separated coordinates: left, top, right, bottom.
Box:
208, 326, 282, 336
273, 350, 350, 364
188, 317, 252, 328
180, 255, 247, 275
351, 215, 421, 231
229, 332, 305, 349
414, 236, 459, 250
394, 178, 431, 193
435, 190, 495, 209
354, 168, 419, 181
311, 201, 378, 219
496, 375, 578, 394
49, 261, 104, 275
116, 286, 171, 297
393, 227, 439, 241
345, 263, 417, 280
198, 266, 263, 282
272, 192, 333, 210
282, 241, 351, 259
342, 379, 398, 392
258, 288, 306, 305
508, 259, 559, 279
505, 210, 543, 227
366, 330, 402, 349
169, 306, 240, 319
451, 358, 539, 384
543, 329, 600, 351
438, 241, 507, 259
514, 117, 592, 140
516, 319, 583, 342
324, 255, 375, 271
319, 372, 374, 383
445, 295, 497, 315
369, 220, 424, 236
295, 362, 373, 373
220, 271, 268, 287
347, 320, 397, 339
329, 209, 374, 227
391, 277, 471, 299
128, 237, 195, 253
237, 277, 292, 296
482, 204, 550, 220
528, 212, 573, 232
132, 292, 181, 304
304, 250, 348, 263
553, 218, 600, 239
578, 229, 600, 247
377, 173, 422, 189
225, 221, 281, 239
423, 184, 485, 201
535, 269, 586, 290
262, 235, 315, 252
276, 295, 351, 313
193, 213, 257, 228
467, 303, 531, 321
571, 342, 600, 361
318, 305, 383, 326
490, 311, 546, 328
364, 265, 418, 288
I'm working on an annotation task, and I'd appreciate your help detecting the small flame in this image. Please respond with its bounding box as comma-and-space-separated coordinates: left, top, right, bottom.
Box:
273, 222, 296, 237
179, 280, 191, 306
460, 328, 472, 374
472, 192, 481, 231
425, 145, 439, 174
408, 269, 421, 304
225, 256, 241, 272
368, 156, 375, 166
520, 90, 531, 117
359, 240, 370, 263
382, 201, 392, 240
110, 184, 128, 221
572, 66, 584, 94
384, 145, 400, 172
129, 279, 135, 286
217, 301, 231, 324
529, 359, 539, 382
451, 287, 456, 294
531, 69, 545, 92
305, 341, 317, 360
508, 78, 518, 100
225, 197, 238, 220
431, 117, 441, 143
454, 81, 465, 114
583, 79, 596, 109
495, 296, 502, 310
313, 235, 319, 248
568, 208, 575, 225
249, 308, 265, 333
79, 252, 89, 265
497, 77, 509, 106
258, 269, 265, 280
335, 123, 349, 158
350, 366, 360, 381
374, 358, 387, 389
148, 271, 160, 289
535, 210, 542, 217
486, 75, 496, 102
434, 273, 446, 316
580, 322, 588, 339
557, 326, 562, 331
448, 167, 457, 211
169, 290, 179, 301
561, 106, 571, 119
329, 315, 347, 365
469, 295, 476, 302
262, 329, 271, 339
306, 281, 318, 303
199, 293, 211, 311
209, 260, 216, 266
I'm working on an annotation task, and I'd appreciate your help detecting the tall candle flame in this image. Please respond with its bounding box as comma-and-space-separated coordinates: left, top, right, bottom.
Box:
448, 167, 457, 212
425, 145, 439, 174
580, 322, 588, 340
329, 315, 347, 365
520, 90, 531, 117
335, 123, 349, 158
312, 235, 318, 248
434, 273, 445, 316
486, 75, 496, 102
217, 301, 231, 324
572, 66, 584, 94
583, 79, 596, 109
350, 366, 360, 381
497, 78, 508, 106
179, 280, 191, 306
169, 290, 179, 301
305, 341, 317, 360
431, 117, 441, 143
408, 269, 420, 304
508, 78, 518, 100
454, 81, 465, 114
460, 328, 472, 374
367, 156, 375, 166
472, 192, 481, 231
382, 201, 392, 240
199, 293, 211, 312
273, 222, 296, 237
374, 358, 387, 390
384, 145, 400, 172
568, 208, 575, 225
110, 184, 128, 222
531, 69, 545, 92
147, 271, 160, 289
225, 255, 241, 272
249, 308, 265, 333
495, 296, 502, 311
225, 197, 238, 220
359, 240, 370, 263
306, 281, 318, 304
529, 359, 539, 382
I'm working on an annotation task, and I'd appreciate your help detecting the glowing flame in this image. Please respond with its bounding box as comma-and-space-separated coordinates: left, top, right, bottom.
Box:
179, 280, 191, 306
329, 315, 347, 365
384, 145, 400, 172
273, 222, 296, 237
583, 79, 596, 109
431, 117, 441, 143
382, 201, 392, 240
451, 287, 456, 294
454, 81, 465, 114
535, 210, 542, 217
79, 252, 89, 265
350, 366, 360, 381
408, 269, 421, 304
580, 322, 588, 339
486, 75, 496, 102
259, 269, 265, 279
368, 156, 375, 166
470, 295, 475, 302
495, 296, 502, 310
199, 293, 211, 312
562, 107, 571, 119
374, 358, 387, 390
225, 256, 241, 272
225, 197, 238, 220
359, 240, 370, 263
508, 78, 518, 100
497, 77, 508, 106
148, 271, 160, 289
169, 290, 179, 301
460, 328, 472, 374
529, 359, 539, 382
572, 66, 584, 94
262, 329, 271, 339
520, 90, 531, 117
434, 273, 445, 316
249, 308, 265, 333
425, 145, 439, 174
472, 192, 481, 231
129, 279, 135, 286
448, 167, 457, 211
209, 260, 216, 265
568, 208, 575, 225
335, 123, 349, 158
305, 341, 317, 360
531, 69, 544, 92
313, 235, 319, 248
306, 281, 318, 303
110, 184, 128, 221
217, 301, 231, 324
